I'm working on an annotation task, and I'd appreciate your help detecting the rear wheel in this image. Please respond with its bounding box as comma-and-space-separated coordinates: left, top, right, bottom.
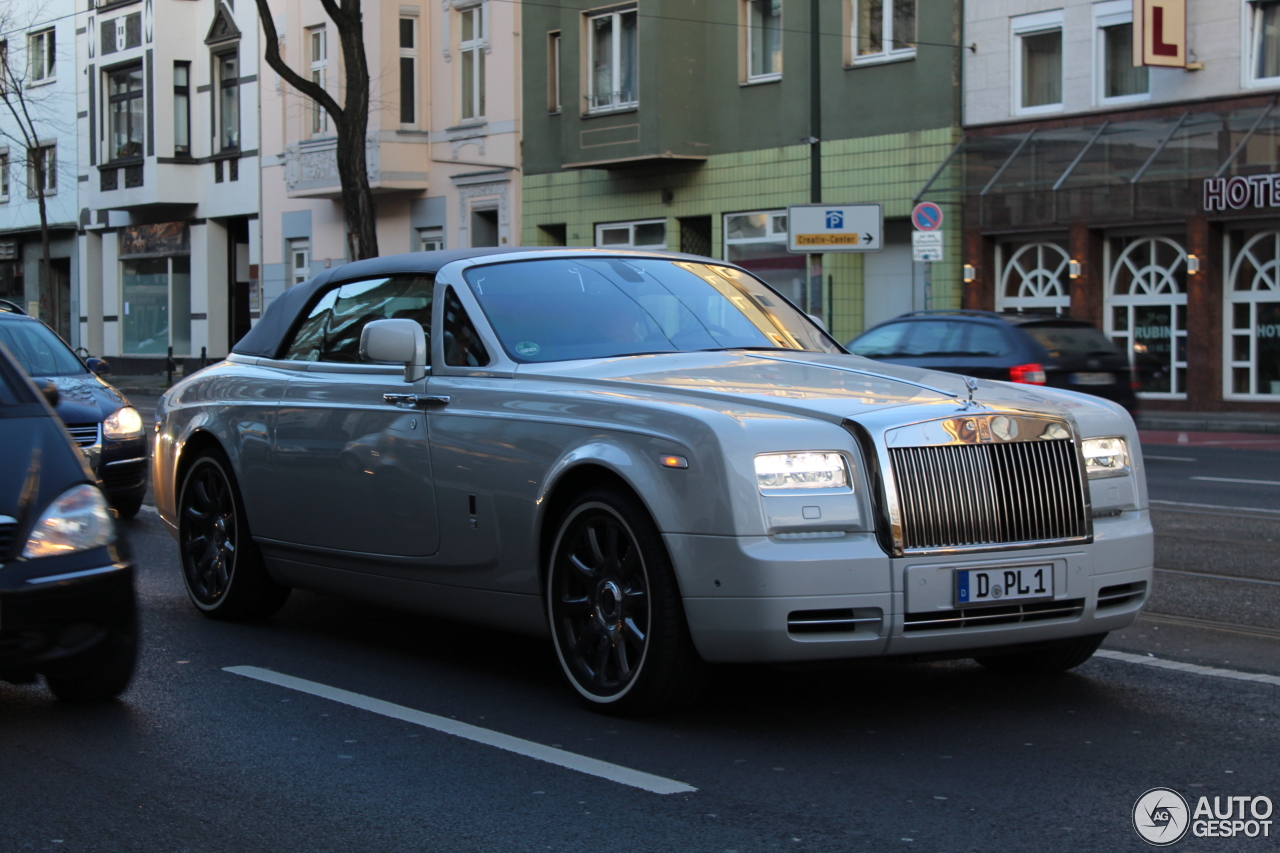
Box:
178, 451, 290, 621
546, 489, 705, 715
974, 633, 1106, 676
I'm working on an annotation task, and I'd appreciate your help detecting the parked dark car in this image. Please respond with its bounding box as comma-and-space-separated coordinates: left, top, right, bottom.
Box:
847, 310, 1138, 413
0, 301, 148, 518
0, 340, 137, 701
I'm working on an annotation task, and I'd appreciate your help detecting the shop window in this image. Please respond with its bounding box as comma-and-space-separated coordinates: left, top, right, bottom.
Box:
400, 16, 418, 126
1250, 0, 1280, 85
597, 219, 666, 249
28, 28, 55, 84
744, 0, 782, 82
724, 210, 807, 310
586, 5, 637, 113
851, 0, 915, 64
1012, 11, 1063, 115
1105, 236, 1188, 398
122, 256, 191, 356
458, 3, 486, 122
1227, 230, 1280, 398
107, 64, 144, 161
309, 26, 328, 135
996, 240, 1070, 314
1095, 1, 1147, 104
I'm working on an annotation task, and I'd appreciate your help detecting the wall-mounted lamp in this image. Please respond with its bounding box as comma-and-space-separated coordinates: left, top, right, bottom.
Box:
1187, 254, 1200, 274
963, 264, 977, 283
1068, 259, 1082, 279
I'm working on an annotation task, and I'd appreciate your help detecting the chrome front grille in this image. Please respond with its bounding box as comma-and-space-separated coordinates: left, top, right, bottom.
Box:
889, 439, 1088, 552
66, 423, 99, 447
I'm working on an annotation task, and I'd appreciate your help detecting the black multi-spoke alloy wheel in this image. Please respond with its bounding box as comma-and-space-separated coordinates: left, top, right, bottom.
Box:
974, 632, 1107, 676
547, 489, 704, 715
178, 451, 290, 621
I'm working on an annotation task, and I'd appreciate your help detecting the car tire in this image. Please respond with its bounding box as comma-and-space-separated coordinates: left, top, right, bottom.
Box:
178, 450, 290, 621
111, 493, 144, 520
546, 488, 705, 716
45, 622, 138, 702
973, 633, 1107, 676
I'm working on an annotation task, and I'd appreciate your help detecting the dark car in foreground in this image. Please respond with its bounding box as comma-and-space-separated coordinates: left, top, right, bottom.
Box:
846, 310, 1138, 414
0, 302, 148, 517
0, 342, 137, 701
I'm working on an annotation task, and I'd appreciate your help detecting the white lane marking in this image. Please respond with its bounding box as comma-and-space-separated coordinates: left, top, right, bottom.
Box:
1191, 476, 1280, 486
1150, 499, 1280, 515
1143, 455, 1196, 462
1095, 650, 1280, 688
224, 666, 696, 795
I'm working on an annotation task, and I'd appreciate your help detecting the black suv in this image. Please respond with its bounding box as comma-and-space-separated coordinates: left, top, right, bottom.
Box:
847, 310, 1137, 413
0, 302, 149, 518
0, 340, 137, 700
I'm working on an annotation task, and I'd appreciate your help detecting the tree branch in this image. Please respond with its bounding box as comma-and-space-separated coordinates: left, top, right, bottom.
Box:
251, 0, 344, 122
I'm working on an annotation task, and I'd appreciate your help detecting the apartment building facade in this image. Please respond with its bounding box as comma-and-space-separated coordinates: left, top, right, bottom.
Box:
953, 0, 1280, 413
520, 0, 965, 346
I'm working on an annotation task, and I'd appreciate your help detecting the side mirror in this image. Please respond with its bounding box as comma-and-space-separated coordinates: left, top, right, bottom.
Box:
86, 357, 112, 376
34, 378, 60, 408
359, 318, 427, 382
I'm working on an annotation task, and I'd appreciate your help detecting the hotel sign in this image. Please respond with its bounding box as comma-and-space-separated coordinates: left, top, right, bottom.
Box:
1204, 176, 1280, 212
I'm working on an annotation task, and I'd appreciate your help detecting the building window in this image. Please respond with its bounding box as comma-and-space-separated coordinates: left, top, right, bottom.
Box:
27, 143, 56, 197
745, 0, 782, 81
122, 256, 192, 356
1251, 0, 1280, 84
289, 239, 310, 287
107, 64, 144, 161
852, 0, 915, 63
27, 28, 55, 84
1012, 11, 1063, 114
1227, 230, 1280, 397
596, 219, 665, 249
1095, 1, 1146, 104
997, 240, 1070, 314
1106, 236, 1188, 398
309, 26, 328, 134
417, 227, 443, 252
586, 6, 637, 113
218, 52, 240, 151
724, 211, 806, 309
459, 4, 486, 122
173, 62, 191, 156
400, 16, 417, 126
548, 31, 561, 113
0, 151, 8, 202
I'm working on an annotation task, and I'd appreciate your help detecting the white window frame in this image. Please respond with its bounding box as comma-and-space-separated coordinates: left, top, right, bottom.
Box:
399, 13, 418, 127
1246, 0, 1280, 88
1011, 10, 1064, 117
417, 227, 443, 252
850, 0, 917, 66
595, 219, 666, 249
27, 28, 55, 85
585, 6, 638, 114
0, 149, 9, 202
1094, 1, 1149, 107
309, 26, 328, 135
744, 0, 783, 83
27, 142, 56, 197
458, 2, 487, 123
289, 239, 310, 287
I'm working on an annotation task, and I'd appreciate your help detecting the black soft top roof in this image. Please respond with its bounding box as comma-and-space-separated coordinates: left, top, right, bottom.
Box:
232, 246, 720, 359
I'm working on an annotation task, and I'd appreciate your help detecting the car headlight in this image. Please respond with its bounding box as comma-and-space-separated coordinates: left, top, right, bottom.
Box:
22, 484, 116, 558
755, 452, 850, 492
1081, 437, 1130, 479
104, 406, 144, 440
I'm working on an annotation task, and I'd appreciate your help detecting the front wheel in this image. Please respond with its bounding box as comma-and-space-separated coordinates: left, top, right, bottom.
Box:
973, 633, 1107, 676
546, 489, 705, 715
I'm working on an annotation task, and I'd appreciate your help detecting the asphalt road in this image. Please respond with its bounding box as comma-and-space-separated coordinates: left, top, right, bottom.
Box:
2, 398, 1275, 850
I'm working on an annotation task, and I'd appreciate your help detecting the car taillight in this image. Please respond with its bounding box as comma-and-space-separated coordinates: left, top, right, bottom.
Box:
1009, 363, 1046, 385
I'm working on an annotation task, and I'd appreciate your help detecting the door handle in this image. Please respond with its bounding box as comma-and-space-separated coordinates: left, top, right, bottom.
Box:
383, 394, 450, 407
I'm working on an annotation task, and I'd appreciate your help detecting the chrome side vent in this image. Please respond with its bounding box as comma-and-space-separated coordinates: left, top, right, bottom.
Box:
889, 439, 1089, 552
1097, 581, 1147, 609
787, 608, 882, 636
903, 599, 1085, 632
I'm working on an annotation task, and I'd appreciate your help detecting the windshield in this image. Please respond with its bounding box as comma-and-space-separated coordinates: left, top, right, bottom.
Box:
462, 257, 840, 363
1024, 323, 1119, 356
0, 319, 87, 377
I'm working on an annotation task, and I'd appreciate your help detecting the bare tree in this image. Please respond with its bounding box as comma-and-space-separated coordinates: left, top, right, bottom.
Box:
253, 0, 379, 261
0, 7, 70, 326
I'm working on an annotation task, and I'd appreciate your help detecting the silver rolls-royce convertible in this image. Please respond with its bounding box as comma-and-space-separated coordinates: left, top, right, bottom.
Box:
153, 248, 1153, 714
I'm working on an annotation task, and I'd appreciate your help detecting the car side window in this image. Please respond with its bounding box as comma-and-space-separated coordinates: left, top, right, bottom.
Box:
282, 276, 433, 364
443, 287, 490, 367
899, 321, 968, 357
963, 324, 1015, 358
848, 323, 907, 357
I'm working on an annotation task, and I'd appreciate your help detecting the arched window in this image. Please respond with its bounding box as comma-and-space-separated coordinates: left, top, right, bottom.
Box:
1105, 236, 1187, 397
996, 241, 1070, 314
1227, 230, 1280, 398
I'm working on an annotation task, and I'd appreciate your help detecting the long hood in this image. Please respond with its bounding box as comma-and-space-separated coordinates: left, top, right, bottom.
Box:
515, 351, 1112, 426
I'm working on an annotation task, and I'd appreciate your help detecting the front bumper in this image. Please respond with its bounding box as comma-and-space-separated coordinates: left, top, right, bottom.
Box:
670, 510, 1153, 663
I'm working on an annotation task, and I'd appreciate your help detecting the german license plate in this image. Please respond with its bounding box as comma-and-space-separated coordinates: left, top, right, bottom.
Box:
955, 565, 1053, 607
1071, 372, 1114, 385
